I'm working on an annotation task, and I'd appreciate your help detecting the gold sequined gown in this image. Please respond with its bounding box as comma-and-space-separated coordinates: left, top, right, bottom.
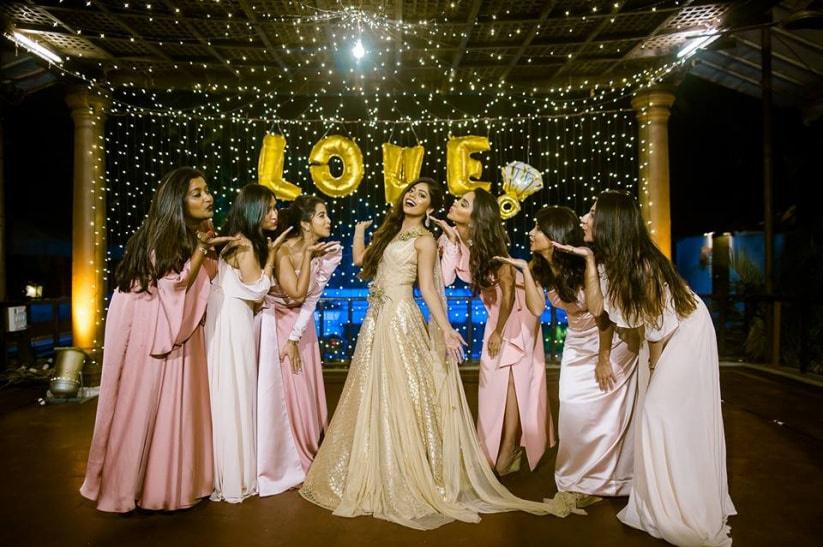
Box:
299, 231, 574, 529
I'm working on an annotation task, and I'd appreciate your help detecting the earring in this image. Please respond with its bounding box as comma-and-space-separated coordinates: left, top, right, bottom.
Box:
424, 215, 431, 228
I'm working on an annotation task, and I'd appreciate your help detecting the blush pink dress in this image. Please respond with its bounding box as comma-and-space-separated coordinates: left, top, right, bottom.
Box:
439, 236, 551, 470
549, 288, 639, 496
270, 246, 342, 471
254, 294, 305, 495
80, 259, 215, 512
600, 270, 736, 546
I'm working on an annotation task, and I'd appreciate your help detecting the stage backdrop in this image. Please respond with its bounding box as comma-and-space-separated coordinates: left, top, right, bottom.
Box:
104, 110, 638, 361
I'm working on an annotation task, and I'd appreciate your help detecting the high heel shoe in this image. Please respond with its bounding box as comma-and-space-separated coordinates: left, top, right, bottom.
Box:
496, 447, 523, 476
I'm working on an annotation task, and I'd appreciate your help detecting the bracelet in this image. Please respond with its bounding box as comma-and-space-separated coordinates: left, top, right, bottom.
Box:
196, 244, 210, 254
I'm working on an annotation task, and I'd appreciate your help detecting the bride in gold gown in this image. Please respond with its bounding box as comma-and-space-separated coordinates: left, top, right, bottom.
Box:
299, 178, 577, 529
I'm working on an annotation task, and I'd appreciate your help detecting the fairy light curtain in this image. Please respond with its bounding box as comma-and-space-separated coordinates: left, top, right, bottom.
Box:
104, 108, 638, 291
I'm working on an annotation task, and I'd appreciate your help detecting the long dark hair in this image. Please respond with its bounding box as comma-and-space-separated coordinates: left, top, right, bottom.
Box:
594, 189, 696, 325
221, 184, 276, 267
529, 206, 585, 303
276, 194, 325, 240
115, 166, 204, 293
359, 177, 444, 281
467, 189, 510, 295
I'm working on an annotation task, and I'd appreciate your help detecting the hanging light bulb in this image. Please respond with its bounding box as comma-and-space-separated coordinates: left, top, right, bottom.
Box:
352, 38, 366, 60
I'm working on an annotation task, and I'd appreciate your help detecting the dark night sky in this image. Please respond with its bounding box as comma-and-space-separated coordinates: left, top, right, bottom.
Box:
4, 84, 74, 299
669, 74, 820, 240
3, 75, 820, 298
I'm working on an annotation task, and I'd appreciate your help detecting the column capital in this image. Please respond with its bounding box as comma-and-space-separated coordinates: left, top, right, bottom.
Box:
65, 87, 110, 119
631, 86, 676, 124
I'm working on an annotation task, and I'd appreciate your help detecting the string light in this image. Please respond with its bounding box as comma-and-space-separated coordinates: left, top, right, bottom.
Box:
352, 38, 366, 60
24, 1, 709, 360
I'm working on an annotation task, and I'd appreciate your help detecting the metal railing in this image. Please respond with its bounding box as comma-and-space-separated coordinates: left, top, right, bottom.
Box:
7, 293, 818, 373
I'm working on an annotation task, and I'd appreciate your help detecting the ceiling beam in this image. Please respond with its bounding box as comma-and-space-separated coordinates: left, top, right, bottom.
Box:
711, 49, 805, 86
497, 1, 557, 82
9, 22, 702, 56
773, 26, 823, 55
93, 2, 180, 67
555, 2, 625, 78
603, 0, 699, 76
24, 1, 80, 38
736, 36, 823, 77
451, 0, 484, 70
696, 56, 763, 87
235, 0, 288, 70
27, 0, 114, 62
158, 0, 240, 78
39, 3, 686, 28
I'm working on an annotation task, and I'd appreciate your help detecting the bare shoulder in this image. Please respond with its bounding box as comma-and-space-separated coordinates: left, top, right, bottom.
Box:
414, 230, 437, 252
276, 240, 294, 261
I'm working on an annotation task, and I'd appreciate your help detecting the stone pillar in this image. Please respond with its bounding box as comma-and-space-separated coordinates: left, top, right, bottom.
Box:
65, 88, 109, 354
631, 87, 676, 258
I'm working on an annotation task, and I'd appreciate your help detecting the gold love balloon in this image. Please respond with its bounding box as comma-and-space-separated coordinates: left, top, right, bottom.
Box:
446, 135, 492, 196
257, 133, 302, 201
381, 143, 425, 204
309, 135, 365, 198
497, 161, 544, 220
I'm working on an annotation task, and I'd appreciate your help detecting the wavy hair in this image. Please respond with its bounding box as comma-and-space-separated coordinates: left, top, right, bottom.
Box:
359, 177, 444, 281
528, 206, 586, 303
594, 189, 697, 325
221, 184, 276, 267
115, 166, 204, 293
466, 188, 510, 295
276, 194, 326, 239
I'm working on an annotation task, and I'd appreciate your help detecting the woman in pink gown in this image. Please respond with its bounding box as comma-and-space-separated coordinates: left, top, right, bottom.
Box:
558, 189, 736, 546
435, 189, 550, 474
81, 167, 233, 512
268, 195, 342, 472
496, 205, 639, 509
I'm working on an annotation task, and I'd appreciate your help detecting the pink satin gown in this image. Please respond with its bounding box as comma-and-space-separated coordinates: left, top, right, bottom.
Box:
254, 296, 305, 495
600, 270, 736, 546
439, 236, 551, 470
80, 259, 215, 512
549, 289, 639, 497
270, 247, 342, 471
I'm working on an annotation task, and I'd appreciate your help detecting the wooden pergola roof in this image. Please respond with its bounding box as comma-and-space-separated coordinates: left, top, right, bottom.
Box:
3, 1, 735, 95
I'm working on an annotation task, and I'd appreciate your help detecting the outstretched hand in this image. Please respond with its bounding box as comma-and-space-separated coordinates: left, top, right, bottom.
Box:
551, 241, 594, 259
493, 255, 529, 271
430, 217, 459, 243
308, 241, 342, 258
196, 229, 240, 250
207, 235, 241, 247
198, 219, 216, 238
269, 226, 293, 253
354, 220, 373, 232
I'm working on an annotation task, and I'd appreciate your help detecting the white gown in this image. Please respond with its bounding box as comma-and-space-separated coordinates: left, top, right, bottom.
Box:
205, 258, 271, 503
601, 270, 736, 546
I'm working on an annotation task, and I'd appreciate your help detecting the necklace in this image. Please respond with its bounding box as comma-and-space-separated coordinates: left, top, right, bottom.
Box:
397, 228, 425, 241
